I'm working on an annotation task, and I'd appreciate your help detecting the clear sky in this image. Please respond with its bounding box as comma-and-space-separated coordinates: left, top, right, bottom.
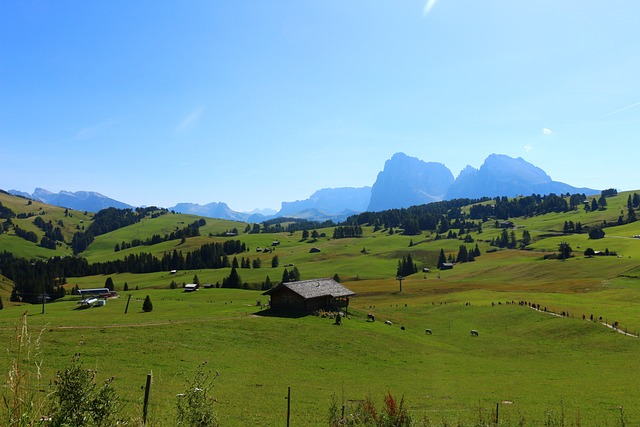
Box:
1, 1, 638, 212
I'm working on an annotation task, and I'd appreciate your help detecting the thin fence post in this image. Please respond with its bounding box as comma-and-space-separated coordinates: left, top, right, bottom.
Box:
125, 294, 131, 314
143, 373, 152, 425
287, 386, 291, 427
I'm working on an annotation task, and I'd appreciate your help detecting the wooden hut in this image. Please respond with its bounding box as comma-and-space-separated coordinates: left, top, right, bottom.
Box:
263, 278, 354, 313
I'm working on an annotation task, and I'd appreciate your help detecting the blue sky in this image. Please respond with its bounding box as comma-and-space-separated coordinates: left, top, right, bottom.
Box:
1, 1, 638, 212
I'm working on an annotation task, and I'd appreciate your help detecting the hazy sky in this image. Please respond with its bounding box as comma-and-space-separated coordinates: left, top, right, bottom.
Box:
2, 1, 639, 212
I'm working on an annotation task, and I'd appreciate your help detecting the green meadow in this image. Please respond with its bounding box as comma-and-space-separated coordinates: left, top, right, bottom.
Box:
2, 285, 639, 426
1, 190, 640, 425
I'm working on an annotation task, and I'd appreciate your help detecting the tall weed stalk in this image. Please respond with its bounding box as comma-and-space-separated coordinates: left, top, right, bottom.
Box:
2, 311, 46, 427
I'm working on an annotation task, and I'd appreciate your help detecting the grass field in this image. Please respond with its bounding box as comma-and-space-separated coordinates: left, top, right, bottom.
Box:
2, 279, 640, 426
1, 190, 640, 425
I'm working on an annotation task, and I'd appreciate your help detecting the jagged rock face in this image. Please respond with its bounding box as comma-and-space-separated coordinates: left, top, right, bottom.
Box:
446, 154, 589, 199
367, 153, 454, 212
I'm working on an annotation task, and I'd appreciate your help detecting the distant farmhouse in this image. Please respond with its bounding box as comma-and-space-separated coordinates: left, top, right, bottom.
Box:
263, 278, 354, 313
184, 283, 199, 292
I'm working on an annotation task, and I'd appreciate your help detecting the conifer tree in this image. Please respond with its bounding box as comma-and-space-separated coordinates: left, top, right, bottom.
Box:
290, 266, 301, 282
142, 295, 153, 312
474, 243, 481, 257
437, 249, 446, 269
281, 269, 290, 284
456, 245, 468, 263
628, 195, 637, 223
223, 266, 241, 288
10, 287, 20, 302
261, 275, 272, 291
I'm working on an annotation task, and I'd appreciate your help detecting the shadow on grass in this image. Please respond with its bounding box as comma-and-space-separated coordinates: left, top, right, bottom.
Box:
253, 308, 308, 319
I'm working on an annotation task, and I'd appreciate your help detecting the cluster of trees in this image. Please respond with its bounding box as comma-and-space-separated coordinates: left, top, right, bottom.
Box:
558, 242, 572, 260
350, 198, 488, 235
333, 225, 363, 239
470, 193, 589, 221
13, 225, 39, 243
588, 227, 606, 239
489, 228, 531, 249
106, 240, 248, 274
235, 256, 263, 269
281, 266, 301, 283
115, 219, 206, 252
563, 221, 583, 234
396, 254, 417, 277
436, 245, 482, 267
39, 235, 58, 250
1, 251, 67, 303
301, 229, 324, 240
33, 216, 64, 241
246, 218, 335, 234
0, 201, 16, 219
455, 244, 481, 263
583, 196, 607, 212
32, 216, 64, 249
220, 265, 291, 290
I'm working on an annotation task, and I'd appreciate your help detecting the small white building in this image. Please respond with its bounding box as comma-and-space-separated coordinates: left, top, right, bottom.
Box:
184, 283, 199, 292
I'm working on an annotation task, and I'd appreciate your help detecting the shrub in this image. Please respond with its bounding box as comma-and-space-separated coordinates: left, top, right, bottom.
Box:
176, 362, 219, 427
47, 353, 122, 427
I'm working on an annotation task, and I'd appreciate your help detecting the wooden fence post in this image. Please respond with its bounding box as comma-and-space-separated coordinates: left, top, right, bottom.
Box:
286, 386, 291, 427
124, 294, 131, 314
143, 373, 152, 425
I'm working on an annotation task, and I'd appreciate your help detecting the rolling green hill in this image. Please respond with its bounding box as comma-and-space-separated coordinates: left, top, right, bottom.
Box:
1, 189, 640, 425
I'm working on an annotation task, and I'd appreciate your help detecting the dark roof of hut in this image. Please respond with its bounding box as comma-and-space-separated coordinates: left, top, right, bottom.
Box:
263, 278, 355, 299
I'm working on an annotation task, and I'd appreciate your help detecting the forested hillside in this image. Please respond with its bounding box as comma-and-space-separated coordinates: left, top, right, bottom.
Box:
1, 188, 639, 306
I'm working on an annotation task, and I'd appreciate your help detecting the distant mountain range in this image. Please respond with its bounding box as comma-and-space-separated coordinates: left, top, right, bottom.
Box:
9, 187, 133, 212
369, 152, 597, 210
9, 153, 599, 221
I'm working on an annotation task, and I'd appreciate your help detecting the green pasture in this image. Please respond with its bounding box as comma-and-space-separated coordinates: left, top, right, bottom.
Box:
83, 214, 244, 263
2, 190, 640, 425
2, 285, 640, 426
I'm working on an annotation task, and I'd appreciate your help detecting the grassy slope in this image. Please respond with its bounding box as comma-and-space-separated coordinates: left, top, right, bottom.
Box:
1, 190, 640, 424
1, 288, 639, 426
0, 191, 93, 259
